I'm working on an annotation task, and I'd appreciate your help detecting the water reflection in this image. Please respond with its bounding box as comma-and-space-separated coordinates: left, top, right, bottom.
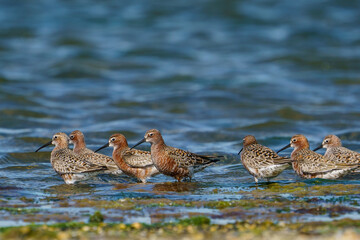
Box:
152, 182, 199, 193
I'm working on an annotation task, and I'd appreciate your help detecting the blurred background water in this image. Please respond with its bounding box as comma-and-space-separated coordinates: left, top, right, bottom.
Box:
0, 0, 360, 227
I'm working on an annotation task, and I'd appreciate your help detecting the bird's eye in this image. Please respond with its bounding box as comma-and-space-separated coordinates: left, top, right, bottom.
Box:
111, 138, 115, 142
292, 139, 297, 142
54, 136, 58, 139
325, 140, 329, 143
149, 133, 154, 137
70, 135, 74, 140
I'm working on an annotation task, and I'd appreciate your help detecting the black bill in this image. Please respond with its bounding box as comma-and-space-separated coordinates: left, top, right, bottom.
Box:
312, 144, 323, 152
277, 143, 291, 154
131, 138, 146, 150
35, 140, 52, 152
95, 142, 109, 152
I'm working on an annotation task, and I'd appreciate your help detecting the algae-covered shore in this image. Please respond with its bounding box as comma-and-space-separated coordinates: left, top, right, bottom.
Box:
1, 217, 360, 240
1, 178, 360, 239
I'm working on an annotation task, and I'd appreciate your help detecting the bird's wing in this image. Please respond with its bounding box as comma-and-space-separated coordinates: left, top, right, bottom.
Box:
329, 147, 360, 164
123, 149, 153, 168
242, 144, 291, 169
52, 149, 106, 174
166, 146, 219, 168
81, 151, 116, 167
296, 150, 340, 174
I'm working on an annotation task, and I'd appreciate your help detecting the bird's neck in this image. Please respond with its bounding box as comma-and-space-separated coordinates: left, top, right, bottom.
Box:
54, 142, 68, 151
151, 141, 166, 153
73, 141, 86, 152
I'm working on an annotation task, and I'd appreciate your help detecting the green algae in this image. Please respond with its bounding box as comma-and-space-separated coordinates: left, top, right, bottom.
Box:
239, 182, 360, 198
21, 213, 75, 223
2, 182, 360, 234
74, 198, 136, 210
177, 216, 211, 226
72, 198, 196, 210
19, 197, 35, 203
70, 197, 295, 212
2, 195, 355, 228
89, 211, 104, 223
0, 207, 40, 215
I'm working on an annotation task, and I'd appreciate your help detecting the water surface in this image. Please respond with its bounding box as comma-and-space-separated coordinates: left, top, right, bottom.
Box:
0, 0, 360, 227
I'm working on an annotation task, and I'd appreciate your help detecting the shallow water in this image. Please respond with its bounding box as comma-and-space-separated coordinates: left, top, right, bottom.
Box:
1, 0, 360, 227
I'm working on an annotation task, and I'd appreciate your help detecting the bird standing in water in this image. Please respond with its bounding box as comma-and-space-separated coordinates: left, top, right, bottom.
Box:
69, 130, 122, 174
132, 129, 220, 182
313, 134, 360, 165
277, 134, 357, 179
313, 134, 360, 172
35, 132, 106, 184
239, 135, 292, 183
95, 133, 159, 183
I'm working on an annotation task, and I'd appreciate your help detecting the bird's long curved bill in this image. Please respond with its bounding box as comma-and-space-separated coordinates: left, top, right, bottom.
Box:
313, 144, 323, 152
131, 138, 146, 150
35, 140, 52, 152
95, 143, 109, 153
277, 143, 291, 154
238, 148, 243, 155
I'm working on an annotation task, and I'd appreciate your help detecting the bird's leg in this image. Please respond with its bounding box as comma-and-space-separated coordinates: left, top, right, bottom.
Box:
175, 176, 182, 182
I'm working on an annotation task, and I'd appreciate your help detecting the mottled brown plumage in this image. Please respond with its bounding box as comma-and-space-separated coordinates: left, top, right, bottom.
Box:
277, 134, 357, 179
35, 132, 106, 184
69, 130, 122, 174
314, 135, 360, 165
132, 129, 220, 182
239, 135, 291, 183
95, 134, 158, 183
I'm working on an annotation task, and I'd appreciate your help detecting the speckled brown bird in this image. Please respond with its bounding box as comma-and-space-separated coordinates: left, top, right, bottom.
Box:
313, 135, 360, 170
95, 133, 159, 183
277, 134, 357, 179
239, 135, 292, 183
131, 129, 220, 182
35, 132, 106, 184
69, 130, 122, 174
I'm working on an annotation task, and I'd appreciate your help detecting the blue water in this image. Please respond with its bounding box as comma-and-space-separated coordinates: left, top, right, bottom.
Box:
0, 0, 360, 227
